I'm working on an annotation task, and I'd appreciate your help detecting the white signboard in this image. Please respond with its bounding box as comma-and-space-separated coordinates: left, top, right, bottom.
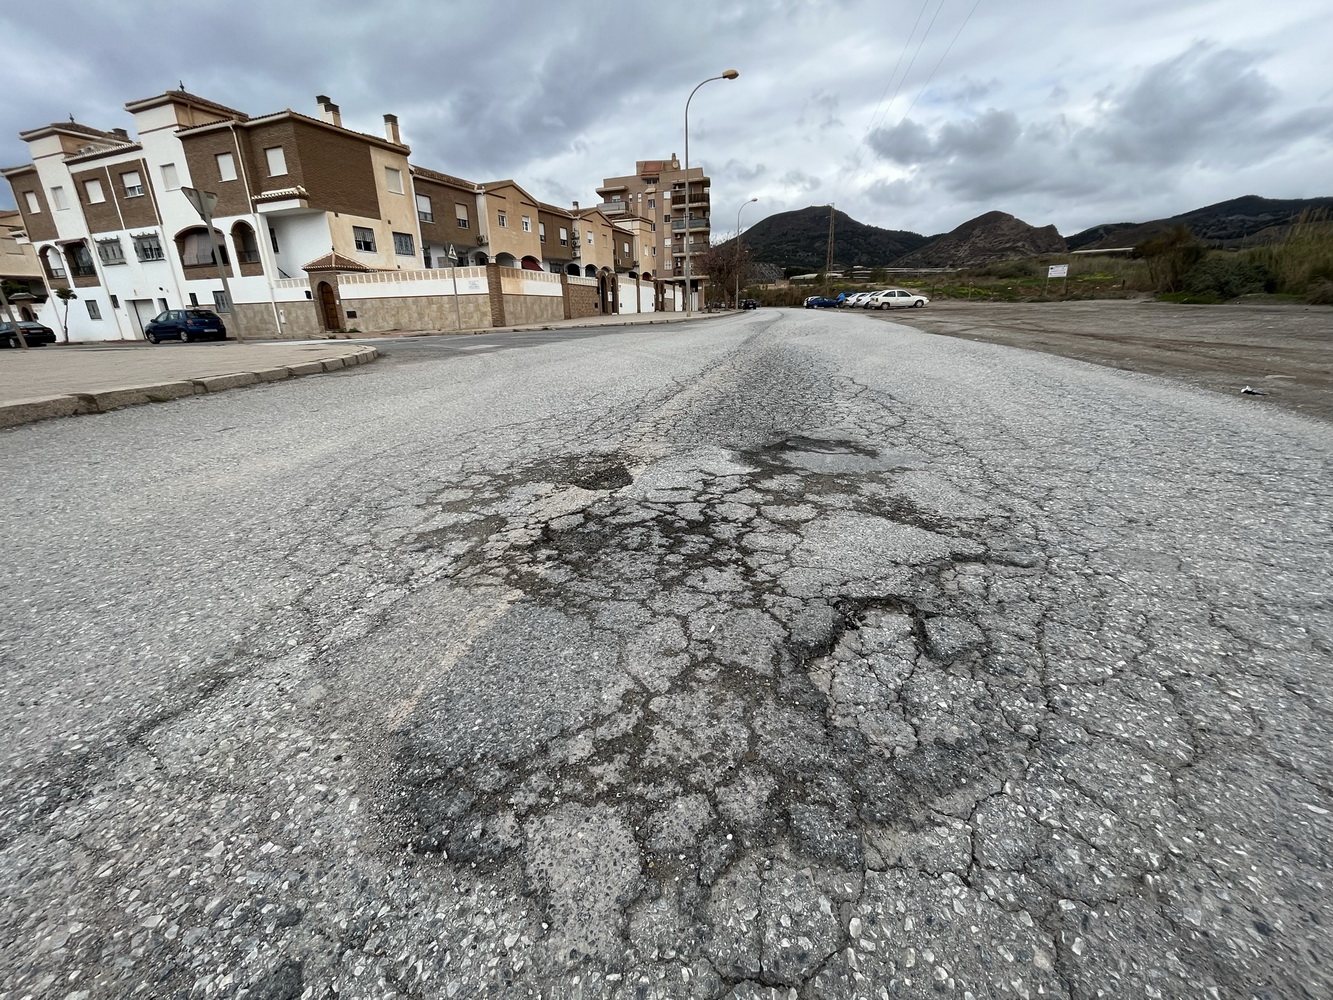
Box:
1047, 264, 1069, 278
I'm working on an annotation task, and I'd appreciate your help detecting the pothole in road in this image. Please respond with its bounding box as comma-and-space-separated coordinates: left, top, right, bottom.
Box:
382, 440, 1024, 973
759, 434, 917, 475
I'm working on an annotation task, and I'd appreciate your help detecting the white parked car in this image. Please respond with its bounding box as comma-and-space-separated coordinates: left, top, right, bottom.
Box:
866, 288, 930, 309
843, 292, 873, 308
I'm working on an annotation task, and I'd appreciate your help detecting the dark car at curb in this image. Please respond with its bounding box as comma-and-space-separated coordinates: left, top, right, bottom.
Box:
143, 309, 228, 344
803, 296, 839, 309
1, 320, 58, 348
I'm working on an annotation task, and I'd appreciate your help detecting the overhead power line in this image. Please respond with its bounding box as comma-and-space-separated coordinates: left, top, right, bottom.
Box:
896, 0, 984, 126
834, 0, 985, 213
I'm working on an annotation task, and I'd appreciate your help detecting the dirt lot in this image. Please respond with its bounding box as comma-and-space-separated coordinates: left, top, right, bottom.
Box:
876, 299, 1333, 423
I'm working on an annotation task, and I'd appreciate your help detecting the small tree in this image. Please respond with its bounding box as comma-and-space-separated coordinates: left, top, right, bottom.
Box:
54, 286, 77, 343
1135, 225, 1206, 293
695, 241, 753, 307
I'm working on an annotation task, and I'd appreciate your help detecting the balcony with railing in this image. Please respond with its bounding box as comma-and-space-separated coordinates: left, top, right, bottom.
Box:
598, 201, 633, 216
670, 217, 711, 232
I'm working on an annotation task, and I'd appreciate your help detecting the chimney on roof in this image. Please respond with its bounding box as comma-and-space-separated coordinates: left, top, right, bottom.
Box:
384, 114, 400, 145
572, 201, 579, 211
316, 95, 341, 127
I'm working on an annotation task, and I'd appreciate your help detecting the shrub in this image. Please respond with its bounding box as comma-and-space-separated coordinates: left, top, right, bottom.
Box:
1135, 225, 1207, 292
1306, 278, 1333, 305
1183, 256, 1276, 299
1250, 209, 1333, 298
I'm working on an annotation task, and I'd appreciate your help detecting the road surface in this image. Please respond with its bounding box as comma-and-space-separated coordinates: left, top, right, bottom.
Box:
2, 309, 1329, 999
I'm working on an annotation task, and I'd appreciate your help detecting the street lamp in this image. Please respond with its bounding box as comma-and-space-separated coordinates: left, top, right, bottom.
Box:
735, 196, 757, 308
683, 68, 739, 317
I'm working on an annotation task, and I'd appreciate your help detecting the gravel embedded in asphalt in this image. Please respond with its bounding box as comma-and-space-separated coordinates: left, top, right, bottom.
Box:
1, 308, 1329, 998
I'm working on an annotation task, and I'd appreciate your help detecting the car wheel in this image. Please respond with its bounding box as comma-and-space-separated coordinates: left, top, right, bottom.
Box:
6, 335, 18, 349
913, 300, 925, 308
179, 329, 191, 343
145, 331, 159, 344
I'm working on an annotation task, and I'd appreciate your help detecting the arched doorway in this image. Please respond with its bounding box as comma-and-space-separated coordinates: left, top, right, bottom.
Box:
495, 252, 518, 268
565, 263, 580, 276
521, 255, 541, 271
230, 221, 261, 274
317, 281, 340, 331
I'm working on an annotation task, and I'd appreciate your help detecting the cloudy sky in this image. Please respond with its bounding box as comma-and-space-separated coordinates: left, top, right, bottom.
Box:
3, 0, 1331, 238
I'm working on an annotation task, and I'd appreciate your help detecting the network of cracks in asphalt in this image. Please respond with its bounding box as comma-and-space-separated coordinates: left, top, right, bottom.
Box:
387, 433, 1134, 997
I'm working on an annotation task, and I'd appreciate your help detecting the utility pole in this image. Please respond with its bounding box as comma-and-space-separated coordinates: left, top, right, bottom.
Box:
824, 204, 836, 284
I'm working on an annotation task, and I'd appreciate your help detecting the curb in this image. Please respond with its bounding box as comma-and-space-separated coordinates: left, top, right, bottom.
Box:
0, 346, 379, 431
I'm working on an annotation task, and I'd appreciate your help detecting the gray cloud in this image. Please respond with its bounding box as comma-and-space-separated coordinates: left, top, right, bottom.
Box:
864, 178, 922, 207
723, 159, 768, 182
1, 1, 1330, 240
867, 120, 935, 164
944, 77, 1001, 104
780, 170, 823, 193
1090, 43, 1278, 167
861, 42, 1329, 217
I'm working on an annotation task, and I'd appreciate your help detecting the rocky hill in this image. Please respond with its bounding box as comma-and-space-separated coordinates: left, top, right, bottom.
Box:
732, 195, 1333, 274
892, 211, 1066, 268
725, 206, 928, 273
1069, 195, 1333, 250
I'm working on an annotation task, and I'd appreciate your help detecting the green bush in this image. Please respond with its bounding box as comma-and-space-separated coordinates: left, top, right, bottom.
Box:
1183, 256, 1276, 299
1135, 225, 1207, 292
1306, 278, 1333, 305
1249, 210, 1333, 298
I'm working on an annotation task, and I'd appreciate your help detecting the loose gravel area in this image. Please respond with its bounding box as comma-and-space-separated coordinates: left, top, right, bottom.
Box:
875, 298, 1333, 422
1, 309, 1329, 998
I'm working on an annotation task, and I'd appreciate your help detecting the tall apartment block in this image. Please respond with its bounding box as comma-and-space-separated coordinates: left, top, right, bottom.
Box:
595, 155, 710, 291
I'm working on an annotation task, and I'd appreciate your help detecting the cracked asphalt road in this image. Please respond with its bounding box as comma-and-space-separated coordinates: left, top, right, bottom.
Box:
2, 309, 1330, 999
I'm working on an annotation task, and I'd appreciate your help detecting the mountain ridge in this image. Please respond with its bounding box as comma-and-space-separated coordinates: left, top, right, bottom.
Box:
731, 195, 1332, 271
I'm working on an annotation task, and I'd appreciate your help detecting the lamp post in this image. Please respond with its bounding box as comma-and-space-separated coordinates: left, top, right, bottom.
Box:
683, 68, 739, 317
735, 196, 757, 308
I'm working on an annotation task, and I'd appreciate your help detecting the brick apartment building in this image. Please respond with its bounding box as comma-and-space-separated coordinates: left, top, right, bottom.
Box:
595, 155, 713, 303
2, 90, 655, 342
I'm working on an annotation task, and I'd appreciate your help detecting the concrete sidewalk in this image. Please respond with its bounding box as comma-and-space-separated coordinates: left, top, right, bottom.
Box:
0, 309, 734, 430
0, 341, 379, 430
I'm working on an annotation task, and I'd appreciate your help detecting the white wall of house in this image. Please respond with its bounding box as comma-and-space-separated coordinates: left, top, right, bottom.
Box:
267, 213, 331, 279
336, 266, 488, 299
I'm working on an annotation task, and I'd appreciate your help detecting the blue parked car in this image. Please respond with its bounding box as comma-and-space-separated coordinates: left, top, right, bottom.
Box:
143, 309, 227, 344
803, 296, 839, 309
